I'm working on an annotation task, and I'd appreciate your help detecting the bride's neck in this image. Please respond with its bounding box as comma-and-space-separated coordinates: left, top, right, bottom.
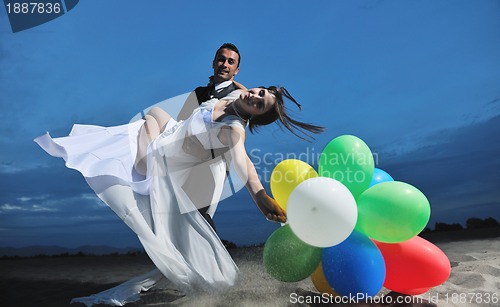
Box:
229, 99, 251, 121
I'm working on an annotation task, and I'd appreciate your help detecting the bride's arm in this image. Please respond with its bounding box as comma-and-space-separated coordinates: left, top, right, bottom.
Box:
223, 127, 286, 223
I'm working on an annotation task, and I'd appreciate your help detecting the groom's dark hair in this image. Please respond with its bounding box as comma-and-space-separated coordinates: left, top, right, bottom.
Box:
213, 43, 241, 67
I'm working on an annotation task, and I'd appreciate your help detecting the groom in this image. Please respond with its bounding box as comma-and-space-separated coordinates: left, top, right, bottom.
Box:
178, 43, 245, 232
177, 42, 243, 120
195, 42, 243, 103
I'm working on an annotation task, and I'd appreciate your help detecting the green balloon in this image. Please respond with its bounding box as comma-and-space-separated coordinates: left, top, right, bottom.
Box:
355, 181, 431, 243
318, 135, 374, 198
263, 225, 322, 282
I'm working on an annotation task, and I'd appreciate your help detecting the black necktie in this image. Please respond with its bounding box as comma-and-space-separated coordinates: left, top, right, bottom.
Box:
213, 83, 235, 99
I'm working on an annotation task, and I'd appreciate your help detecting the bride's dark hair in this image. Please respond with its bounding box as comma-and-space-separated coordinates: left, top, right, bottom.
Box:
248, 86, 324, 140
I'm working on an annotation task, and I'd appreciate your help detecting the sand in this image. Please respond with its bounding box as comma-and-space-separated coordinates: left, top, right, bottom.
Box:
1, 229, 498, 307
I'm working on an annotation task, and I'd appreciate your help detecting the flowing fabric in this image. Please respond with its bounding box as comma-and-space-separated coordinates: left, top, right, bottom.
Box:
34, 99, 247, 306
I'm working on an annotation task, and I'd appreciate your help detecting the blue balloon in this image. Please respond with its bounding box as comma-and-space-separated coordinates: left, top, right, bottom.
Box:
369, 168, 394, 187
322, 231, 385, 297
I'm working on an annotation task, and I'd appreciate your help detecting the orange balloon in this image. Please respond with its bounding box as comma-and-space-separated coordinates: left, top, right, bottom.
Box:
310, 263, 338, 296
374, 236, 451, 294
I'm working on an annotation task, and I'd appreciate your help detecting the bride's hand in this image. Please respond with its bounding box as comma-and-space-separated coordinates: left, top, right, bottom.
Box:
255, 190, 287, 223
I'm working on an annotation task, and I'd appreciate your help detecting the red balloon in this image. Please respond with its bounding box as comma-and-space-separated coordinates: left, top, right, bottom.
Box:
403, 287, 432, 295
374, 236, 450, 294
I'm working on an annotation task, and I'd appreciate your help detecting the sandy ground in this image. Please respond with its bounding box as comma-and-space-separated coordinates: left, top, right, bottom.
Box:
1, 229, 498, 307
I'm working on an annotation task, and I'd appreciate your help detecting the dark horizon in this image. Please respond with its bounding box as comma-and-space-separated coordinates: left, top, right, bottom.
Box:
2, 217, 498, 258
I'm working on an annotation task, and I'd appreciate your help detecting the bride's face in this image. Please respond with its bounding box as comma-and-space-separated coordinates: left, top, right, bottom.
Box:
238, 88, 276, 116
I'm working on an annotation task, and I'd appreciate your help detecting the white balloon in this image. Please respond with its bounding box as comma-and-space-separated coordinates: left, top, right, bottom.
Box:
287, 177, 357, 247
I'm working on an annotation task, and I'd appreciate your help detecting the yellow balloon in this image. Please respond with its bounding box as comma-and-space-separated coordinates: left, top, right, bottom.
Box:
311, 263, 338, 296
270, 159, 318, 211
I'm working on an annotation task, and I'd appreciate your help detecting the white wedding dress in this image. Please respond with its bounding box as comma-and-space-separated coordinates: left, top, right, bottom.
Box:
34, 98, 247, 306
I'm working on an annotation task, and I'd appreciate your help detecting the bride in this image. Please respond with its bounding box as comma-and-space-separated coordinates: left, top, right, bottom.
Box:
35, 86, 323, 306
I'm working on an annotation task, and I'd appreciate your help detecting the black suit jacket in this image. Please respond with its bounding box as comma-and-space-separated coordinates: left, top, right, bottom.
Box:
194, 82, 237, 105
191, 82, 237, 232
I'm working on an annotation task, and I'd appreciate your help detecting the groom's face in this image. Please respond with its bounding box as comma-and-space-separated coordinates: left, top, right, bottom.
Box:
212, 48, 240, 83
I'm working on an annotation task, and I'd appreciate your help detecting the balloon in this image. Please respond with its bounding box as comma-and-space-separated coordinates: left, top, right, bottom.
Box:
322, 231, 385, 297
287, 177, 358, 247
355, 181, 431, 243
318, 135, 374, 198
374, 236, 451, 295
263, 225, 322, 282
369, 168, 394, 187
403, 287, 432, 295
270, 159, 318, 211
310, 263, 338, 296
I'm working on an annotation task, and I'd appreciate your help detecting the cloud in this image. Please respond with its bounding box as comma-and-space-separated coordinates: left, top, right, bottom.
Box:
0, 203, 57, 213
488, 97, 500, 105
0, 163, 111, 229
17, 195, 48, 202
376, 114, 500, 224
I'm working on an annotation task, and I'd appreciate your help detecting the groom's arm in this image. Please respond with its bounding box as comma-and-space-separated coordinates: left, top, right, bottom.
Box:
177, 90, 200, 121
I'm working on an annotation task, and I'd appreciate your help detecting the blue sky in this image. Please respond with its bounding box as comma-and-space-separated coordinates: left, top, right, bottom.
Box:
0, 0, 499, 248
